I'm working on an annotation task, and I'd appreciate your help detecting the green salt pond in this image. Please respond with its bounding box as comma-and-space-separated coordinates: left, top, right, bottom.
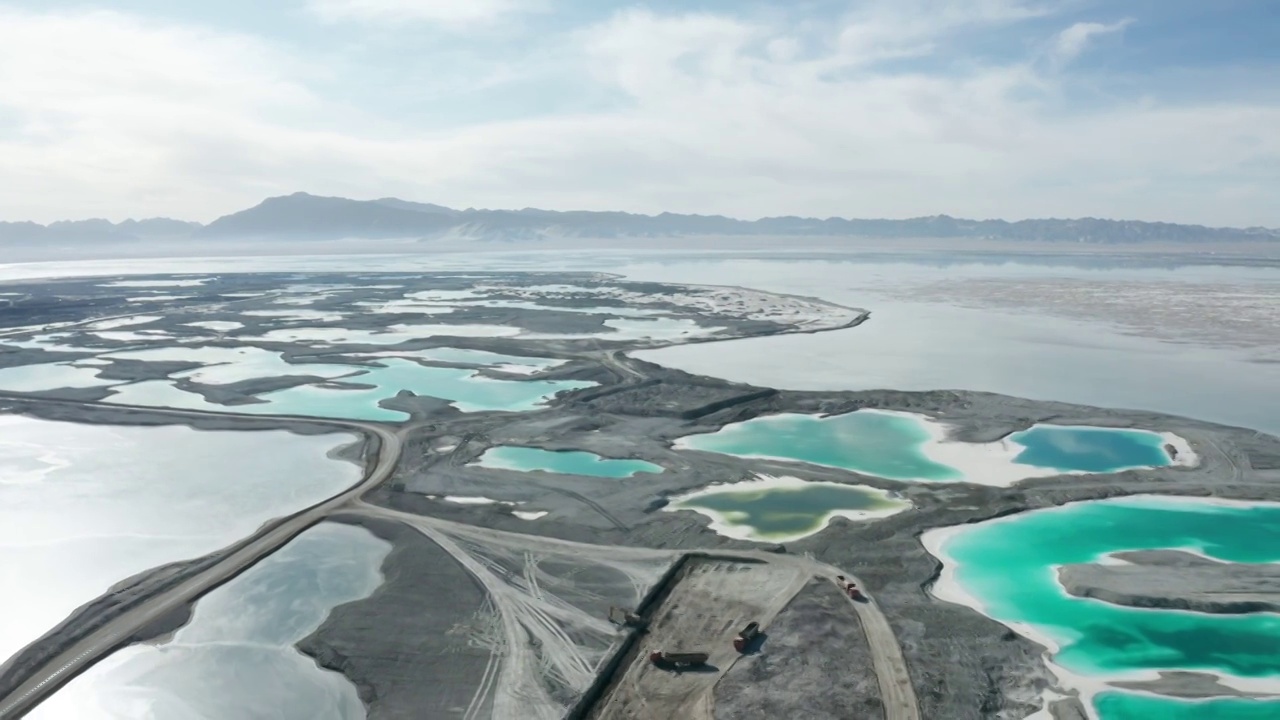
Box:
676, 411, 961, 481
3, 343, 590, 420
1093, 693, 1280, 720
104, 358, 594, 421
923, 496, 1280, 719
665, 475, 909, 542
474, 446, 662, 478
675, 411, 1178, 484
1008, 425, 1174, 473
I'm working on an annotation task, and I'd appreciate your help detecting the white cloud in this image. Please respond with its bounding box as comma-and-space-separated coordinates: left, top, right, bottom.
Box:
0, 4, 1276, 227
1052, 19, 1134, 64
307, 0, 537, 27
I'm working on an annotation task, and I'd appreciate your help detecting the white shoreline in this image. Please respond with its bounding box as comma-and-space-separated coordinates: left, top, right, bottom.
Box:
921, 495, 1280, 717
429, 495, 511, 506
664, 474, 910, 543
679, 409, 1200, 488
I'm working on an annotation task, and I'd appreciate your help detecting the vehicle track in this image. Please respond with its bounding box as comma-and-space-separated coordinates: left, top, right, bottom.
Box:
0, 348, 920, 719
354, 506, 921, 720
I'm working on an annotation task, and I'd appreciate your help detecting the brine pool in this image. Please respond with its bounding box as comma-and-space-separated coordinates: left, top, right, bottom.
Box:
30, 522, 390, 720
664, 474, 909, 542
0, 348, 593, 421
0, 416, 362, 667
922, 496, 1280, 720
675, 410, 1190, 486
103, 359, 593, 421
473, 446, 663, 478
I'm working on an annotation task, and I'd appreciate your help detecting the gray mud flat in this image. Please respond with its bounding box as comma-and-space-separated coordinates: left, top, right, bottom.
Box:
714, 579, 884, 720
354, 369, 1280, 719
298, 515, 494, 720
3, 271, 1280, 720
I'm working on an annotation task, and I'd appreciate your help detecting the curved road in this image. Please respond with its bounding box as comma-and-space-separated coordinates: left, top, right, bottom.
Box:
0, 400, 403, 720
0, 346, 920, 718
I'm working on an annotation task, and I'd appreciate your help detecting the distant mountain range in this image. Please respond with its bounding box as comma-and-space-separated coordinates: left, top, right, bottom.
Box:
3, 192, 1277, 245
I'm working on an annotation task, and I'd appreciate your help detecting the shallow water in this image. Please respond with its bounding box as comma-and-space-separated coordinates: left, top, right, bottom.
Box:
0, 417, 361, 665
1092, 692, 1280, 719
0, 362, 115, 391
667, 476, 908, 542
928, 496, 1280, 718
29, 522, 389, 720
620, 257, 1280, 436
98, 356, 594, 420
246, 359, 593, 420
475, 446, 662, 478
677, 411, 961, 481
1010, 426, 1172, 473
678, 412, 1173, 483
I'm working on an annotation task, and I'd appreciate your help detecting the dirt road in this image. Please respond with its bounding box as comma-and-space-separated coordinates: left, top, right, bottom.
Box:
0, 400, 403, 720
351, 507, 921, 720
839, 581, 921, 720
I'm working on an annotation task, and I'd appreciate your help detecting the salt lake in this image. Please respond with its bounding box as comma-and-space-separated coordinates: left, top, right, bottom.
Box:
101, 359, 594, 421
665, 474, 910, 542
29, 522, 389, 720
675, 411, 1186, 486
3, 251, 1277, 718
0, 417, 361, 666
0, 342, 594, 421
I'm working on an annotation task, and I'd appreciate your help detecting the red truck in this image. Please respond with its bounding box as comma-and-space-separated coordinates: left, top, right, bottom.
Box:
837, 575, 866, 601
732, 621, 762, 652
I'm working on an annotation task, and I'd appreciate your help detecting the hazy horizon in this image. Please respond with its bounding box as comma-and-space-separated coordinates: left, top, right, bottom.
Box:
5, 191, 1280, 230
1, 1, 1278, 227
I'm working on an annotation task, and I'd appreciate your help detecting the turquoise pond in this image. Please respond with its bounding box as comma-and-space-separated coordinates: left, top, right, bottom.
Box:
1093, 693, 1280, 720
474, 446, 662, 478
930, 496, 1280, 720
1008, 426, 1173, 473
677, 411, 961, 481
102, 359, 594, 421
676, 411, 1174, 482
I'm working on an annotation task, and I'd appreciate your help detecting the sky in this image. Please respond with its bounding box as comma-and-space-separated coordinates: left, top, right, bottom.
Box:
1, 0, 1277, 226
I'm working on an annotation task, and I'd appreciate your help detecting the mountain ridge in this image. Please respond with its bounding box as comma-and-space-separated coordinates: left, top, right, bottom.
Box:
3, 192, 1277, 245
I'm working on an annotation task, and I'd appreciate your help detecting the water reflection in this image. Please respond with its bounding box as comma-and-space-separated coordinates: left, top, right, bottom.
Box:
0, 416, 361, 664
30, 523, 390, 720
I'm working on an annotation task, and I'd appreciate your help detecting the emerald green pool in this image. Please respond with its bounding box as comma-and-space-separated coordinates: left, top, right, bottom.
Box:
676, 411, 961, 481
1008, 426, 1173, 473
474, 446, 662, 478
666, 476, 909, 542
1093, 693, 1280, 720
675, 411, 1176, 483
925, 496, 1280, 720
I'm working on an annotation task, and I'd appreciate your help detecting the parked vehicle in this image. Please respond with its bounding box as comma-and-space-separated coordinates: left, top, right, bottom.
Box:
649, 650, 709, 669
733, 621, 762, 652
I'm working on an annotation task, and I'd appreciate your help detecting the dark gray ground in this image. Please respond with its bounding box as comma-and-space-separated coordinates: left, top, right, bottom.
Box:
1059, 550, 1280, 614
713, 579, 884, 720
340, 364, 1280, 720
3, 271, 1278, 720
297, 515, 494, 720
